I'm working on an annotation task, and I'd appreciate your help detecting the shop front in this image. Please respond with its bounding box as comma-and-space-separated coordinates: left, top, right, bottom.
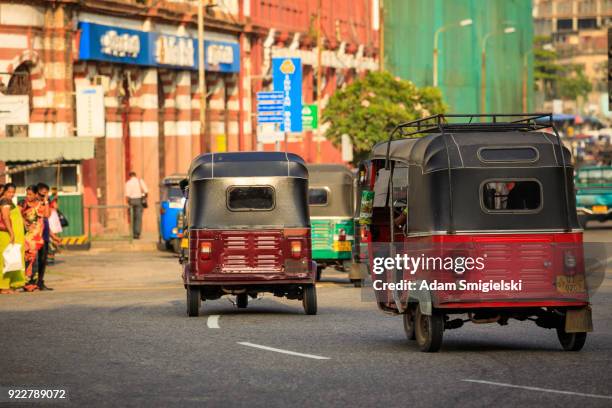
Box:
74, 17, 241, 234
0, 137, 96, 243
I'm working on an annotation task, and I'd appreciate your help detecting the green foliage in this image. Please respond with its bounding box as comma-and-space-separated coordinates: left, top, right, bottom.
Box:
322, 71, 446, 162
533, 36, 592, 100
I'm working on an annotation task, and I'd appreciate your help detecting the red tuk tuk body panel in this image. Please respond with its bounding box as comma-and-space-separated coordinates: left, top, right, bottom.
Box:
186, 228, 314, 285
402, 232, 588, 309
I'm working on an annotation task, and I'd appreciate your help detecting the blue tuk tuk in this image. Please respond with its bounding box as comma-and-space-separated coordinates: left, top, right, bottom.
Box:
159, 174, 187, 252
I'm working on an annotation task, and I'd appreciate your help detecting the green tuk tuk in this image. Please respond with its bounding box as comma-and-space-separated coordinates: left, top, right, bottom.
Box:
307, 164, 356, 280
575, 165, 612, 228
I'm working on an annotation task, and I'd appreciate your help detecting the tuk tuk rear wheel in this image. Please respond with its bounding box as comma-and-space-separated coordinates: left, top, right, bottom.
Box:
415, 308, 444, 352
556, 328, 587, 351
186, 286, 201, 317
236, 293, 248, 309
351, 279, 363, 288
302, 285, 317, 315
402, 307, 416, 341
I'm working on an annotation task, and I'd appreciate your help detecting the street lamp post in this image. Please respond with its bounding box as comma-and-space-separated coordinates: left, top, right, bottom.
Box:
197, 1, 217, 153
522, 48, 533, 112
198, 0, 207, 153
481, 27, 515, 114
433, 19, 472, 87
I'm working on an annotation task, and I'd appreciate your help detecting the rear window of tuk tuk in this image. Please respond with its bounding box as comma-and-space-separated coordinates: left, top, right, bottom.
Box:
477, 147, 539, 163
226, 186, 275, 211
308, 188, 329, 205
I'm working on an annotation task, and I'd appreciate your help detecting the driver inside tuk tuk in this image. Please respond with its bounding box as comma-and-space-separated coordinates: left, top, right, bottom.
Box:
394, 206, 407, 228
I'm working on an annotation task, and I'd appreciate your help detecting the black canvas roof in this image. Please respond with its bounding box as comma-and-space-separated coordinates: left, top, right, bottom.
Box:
306, 164, 353, 185
370, 131, 572, 173
189, 152, 308, 180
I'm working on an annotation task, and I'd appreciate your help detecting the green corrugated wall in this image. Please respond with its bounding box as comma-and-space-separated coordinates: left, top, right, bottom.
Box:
384, 0, 534, 113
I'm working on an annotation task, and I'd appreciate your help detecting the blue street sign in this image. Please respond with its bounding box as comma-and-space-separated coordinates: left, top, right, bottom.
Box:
258, 115, 285, 123
257, 91, 284, 101
272, 58, 302, 132
257, 104, 284, 112
256, 91, 285, 124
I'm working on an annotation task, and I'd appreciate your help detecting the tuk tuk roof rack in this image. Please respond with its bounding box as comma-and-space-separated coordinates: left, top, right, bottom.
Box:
389, 113, 554, 139
383, 112, 572, 236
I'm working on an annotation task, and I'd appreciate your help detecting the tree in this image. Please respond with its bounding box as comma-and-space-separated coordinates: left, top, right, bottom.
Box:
322, 71, 446, 162
533, 36, 592, 100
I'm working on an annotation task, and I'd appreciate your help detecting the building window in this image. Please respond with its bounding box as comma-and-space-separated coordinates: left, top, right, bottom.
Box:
557, 19, 574, 31
577, 18, 597, 29
578, 0, 597, 15
9, 163, 80, 194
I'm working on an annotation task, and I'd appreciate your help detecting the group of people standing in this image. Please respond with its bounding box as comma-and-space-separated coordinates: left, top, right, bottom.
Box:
0, 182, 60, 294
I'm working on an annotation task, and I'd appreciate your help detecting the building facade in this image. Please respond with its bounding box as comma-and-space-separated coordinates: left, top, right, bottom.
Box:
533, 0, 611, 116
0, 0, 379, 237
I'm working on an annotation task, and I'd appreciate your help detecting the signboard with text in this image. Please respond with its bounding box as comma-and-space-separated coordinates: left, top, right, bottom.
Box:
76, 86, 105, 137
77, 22, 239, 72
302, 104, 318, 131
272, 58, 302, 133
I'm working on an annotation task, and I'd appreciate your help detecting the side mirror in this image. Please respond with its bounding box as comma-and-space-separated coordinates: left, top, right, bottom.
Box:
179, 178, 188, 193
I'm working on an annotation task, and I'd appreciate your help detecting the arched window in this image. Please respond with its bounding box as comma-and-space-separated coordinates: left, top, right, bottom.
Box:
4, 62, 32, 137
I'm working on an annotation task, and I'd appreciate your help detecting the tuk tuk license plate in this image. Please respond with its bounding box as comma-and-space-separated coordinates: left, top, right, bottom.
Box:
180, 238, 189, 249
592, 205, 608, 214
556, 275, 585, 293
333, 241, 352, 252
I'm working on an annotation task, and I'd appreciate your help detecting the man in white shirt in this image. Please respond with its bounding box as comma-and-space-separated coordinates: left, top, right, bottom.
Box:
125, 171, 148, 239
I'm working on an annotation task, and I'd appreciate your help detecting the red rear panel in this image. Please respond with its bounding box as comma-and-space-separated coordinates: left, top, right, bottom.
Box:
188, 229, 313, 283
406, 232, 588, 308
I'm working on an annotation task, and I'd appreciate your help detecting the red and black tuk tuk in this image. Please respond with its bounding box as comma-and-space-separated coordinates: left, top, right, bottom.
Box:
361, 114, 592, 352
181, 152, 317, 316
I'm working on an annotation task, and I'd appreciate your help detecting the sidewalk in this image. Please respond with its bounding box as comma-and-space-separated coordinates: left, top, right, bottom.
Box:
88, 233, 159, 253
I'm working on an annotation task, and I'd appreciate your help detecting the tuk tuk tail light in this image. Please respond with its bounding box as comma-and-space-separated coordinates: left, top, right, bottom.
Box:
199, 241, 212, 260
291, 241, 302, 258
564, 251, 577, 274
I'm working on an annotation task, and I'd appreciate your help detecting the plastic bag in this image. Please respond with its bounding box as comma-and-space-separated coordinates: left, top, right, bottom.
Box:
49, 210, 63, 234
3, 243, 23, 273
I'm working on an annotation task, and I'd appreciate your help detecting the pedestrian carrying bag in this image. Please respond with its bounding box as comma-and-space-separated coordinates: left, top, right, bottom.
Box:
49, 210, 63, 234
2, 243, 23, 274
139, 179, 148, 209
57, 209, 69, 227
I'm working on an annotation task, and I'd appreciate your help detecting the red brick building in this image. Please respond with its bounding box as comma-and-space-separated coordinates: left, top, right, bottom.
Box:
0, 0, 379, 236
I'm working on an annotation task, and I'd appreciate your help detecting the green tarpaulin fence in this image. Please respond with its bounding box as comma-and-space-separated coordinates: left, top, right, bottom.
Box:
384, 0, 534, 114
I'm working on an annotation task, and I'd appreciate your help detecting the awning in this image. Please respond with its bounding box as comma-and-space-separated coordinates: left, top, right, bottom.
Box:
0, 137, 96, 162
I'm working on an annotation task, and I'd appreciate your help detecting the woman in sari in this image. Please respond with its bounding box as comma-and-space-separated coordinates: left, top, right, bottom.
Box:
0, 183, 26, 294
20, 185, 44, 291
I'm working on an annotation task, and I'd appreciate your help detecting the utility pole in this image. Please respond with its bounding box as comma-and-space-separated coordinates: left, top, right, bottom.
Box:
379, 0, 384, 71
316, 0, 323, 163
198, 0, 208, 152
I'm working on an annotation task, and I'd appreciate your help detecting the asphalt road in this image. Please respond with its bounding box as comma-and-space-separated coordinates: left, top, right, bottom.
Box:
1, 227, 611, 407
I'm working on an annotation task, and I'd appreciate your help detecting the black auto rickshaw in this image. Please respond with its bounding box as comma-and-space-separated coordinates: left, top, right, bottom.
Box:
181, 152, 317, 316
360, 114, 591, 352
306, 164, 357, 281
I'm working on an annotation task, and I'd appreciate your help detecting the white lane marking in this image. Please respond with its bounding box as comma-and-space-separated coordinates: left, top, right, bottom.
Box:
237, 342, 330, 360
463, 379, 612, 400
207, 315, 220, 329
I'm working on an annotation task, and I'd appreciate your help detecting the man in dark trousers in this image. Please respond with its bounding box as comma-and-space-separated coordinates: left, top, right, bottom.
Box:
36, 182, 53, 291
125, 171, 148, 239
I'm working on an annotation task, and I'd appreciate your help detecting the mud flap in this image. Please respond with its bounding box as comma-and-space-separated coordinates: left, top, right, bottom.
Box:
348, 261, 362, 280
565, 306, 593, 333
409, 279, 432, 316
